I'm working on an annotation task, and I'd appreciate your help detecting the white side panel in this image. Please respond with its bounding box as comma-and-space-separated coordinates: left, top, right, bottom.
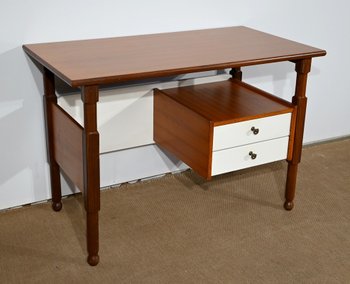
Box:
212, 136, 289, 176
213, 113, 291, 151
58, 74, 230, 154
56, 75, 228, 190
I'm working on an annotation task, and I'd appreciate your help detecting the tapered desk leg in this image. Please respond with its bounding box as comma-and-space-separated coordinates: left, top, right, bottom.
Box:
81, 85, 100, 266
285, 59, 311, 210
43, 68, 62, 212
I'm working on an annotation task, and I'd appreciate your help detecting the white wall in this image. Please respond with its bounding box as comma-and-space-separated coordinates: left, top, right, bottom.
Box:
1, 0, 349, 210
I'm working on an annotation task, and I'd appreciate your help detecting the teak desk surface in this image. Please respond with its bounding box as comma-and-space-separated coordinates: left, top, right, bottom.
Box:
23, 26, 325, 86
23, 26, 326, 266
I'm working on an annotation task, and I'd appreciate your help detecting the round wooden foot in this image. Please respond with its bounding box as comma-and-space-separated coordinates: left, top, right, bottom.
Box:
284, 201, 294, 211
52, 201, 62, 212
87, 255, 99, 266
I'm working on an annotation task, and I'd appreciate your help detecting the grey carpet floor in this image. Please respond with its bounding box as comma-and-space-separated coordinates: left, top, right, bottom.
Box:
0, 139, 349, 283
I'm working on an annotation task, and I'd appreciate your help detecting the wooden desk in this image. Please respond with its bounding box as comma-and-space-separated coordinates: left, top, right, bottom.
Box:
23, 26, 326, 266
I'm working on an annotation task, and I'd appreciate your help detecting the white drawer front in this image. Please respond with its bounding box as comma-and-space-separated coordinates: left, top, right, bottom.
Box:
211, 136, 289, 176
213, 113, 291, 151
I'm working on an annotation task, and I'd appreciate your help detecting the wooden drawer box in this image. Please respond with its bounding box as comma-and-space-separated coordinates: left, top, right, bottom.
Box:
154, 79, 296, 180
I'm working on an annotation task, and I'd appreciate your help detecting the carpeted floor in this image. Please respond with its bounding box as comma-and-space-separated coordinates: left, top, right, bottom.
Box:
0, 139, 349, 283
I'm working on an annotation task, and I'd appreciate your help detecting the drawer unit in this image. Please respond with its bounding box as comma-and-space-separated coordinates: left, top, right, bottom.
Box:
154, 79, 296, 180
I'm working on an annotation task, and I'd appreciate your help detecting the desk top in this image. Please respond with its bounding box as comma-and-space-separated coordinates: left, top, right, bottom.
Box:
23, 26, 326, 87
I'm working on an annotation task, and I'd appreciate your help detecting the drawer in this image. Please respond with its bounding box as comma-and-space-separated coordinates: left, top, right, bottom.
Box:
154, 79, 295, 180
213, 113, 291, 151
211, 136, 289, 176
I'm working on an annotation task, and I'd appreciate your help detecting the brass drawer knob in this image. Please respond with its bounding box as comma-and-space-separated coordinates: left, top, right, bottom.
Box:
249, 151, 257, 160
251, 126, 259, 135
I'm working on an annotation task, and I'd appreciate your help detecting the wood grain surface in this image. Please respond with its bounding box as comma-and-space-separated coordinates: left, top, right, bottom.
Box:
154, 89, 213, 179
52, 104, 84, 191
154, 79, 295, 179
161, 79, 294, 126
23, 26, 326, 87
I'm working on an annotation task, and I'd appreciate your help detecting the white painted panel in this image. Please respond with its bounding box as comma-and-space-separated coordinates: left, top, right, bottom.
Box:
213, 113, 291, 151
56, 75, 229, 192
58, 74, 230, 153
212, 136, 289, 176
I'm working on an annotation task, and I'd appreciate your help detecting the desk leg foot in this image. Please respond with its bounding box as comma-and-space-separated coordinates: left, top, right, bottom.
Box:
87, 254, 99, 266
284, 201, 294, 211
52, 201, 62, 212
